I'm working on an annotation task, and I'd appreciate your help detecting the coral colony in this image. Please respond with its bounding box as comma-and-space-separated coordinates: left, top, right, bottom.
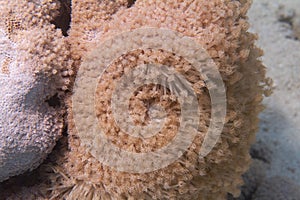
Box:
0, 0, 271, 199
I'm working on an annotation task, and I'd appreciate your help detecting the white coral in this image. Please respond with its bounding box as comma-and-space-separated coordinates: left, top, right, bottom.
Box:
0, 0, 71, 182
0, 28, 64, 182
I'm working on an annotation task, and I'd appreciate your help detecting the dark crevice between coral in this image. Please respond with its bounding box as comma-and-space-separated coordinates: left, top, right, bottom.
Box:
0, 169, 44, 199
45, 93, 61, 108
127, 0, 137, 8
51, 0, 72, 36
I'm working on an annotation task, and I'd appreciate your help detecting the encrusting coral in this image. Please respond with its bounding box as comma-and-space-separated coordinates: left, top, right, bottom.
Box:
38, 0, 272, 199
0, 0, 72, 182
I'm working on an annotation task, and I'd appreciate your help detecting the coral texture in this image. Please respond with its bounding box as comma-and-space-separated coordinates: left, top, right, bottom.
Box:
0, 0, 71, 182
44, 0, 271, 199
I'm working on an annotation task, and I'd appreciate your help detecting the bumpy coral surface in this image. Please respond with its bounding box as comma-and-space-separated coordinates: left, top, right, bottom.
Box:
0, 0, 72, 182
43, 0, 271, 199
0, 71, 63, 182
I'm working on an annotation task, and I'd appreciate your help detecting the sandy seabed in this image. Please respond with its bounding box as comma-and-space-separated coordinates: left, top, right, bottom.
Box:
248, 0, 300, 185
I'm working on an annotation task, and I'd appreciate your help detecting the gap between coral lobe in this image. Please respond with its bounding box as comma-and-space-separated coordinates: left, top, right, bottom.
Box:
46, 94, 61, 108
51, 0, 71, 36
127, 0, 136, 8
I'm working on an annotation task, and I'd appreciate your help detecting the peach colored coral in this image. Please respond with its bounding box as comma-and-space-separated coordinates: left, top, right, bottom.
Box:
43, 0, 271, 199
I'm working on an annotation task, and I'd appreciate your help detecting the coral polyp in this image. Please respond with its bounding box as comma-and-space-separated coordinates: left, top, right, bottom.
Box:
44, 0, 270, 199
0, 0, 272, 199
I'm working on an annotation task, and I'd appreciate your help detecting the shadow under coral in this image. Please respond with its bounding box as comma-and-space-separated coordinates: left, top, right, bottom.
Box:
0, 125, 69, 200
